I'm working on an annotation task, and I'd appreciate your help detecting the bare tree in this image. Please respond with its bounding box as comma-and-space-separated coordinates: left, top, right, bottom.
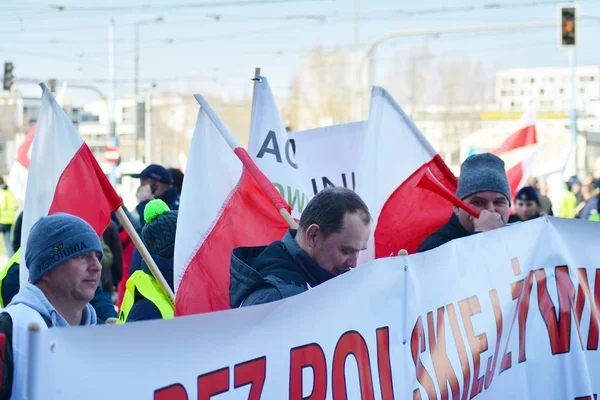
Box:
383, 41, 433, 116
290, 46, 356, 130
435, 56, 488, 164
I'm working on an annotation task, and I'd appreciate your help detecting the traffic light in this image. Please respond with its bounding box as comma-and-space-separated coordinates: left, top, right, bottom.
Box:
559, 4, 578, 48
3, 62, 13, 91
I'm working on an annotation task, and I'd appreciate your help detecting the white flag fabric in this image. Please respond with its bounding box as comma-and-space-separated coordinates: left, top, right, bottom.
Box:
248, 76, 306, 218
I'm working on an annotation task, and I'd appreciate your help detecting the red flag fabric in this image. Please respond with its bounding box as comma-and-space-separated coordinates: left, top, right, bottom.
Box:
493, 125, 537, 156
494, 107, 537, 156
375, 155, 458, 256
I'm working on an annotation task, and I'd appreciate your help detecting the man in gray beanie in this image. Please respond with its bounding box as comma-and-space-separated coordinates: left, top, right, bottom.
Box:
417, 153, 511, 252
0, 213, 102, 399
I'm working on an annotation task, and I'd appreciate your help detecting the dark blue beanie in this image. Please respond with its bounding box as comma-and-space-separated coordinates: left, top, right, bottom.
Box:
25, 213, 103, 284
515, 186, 540, 205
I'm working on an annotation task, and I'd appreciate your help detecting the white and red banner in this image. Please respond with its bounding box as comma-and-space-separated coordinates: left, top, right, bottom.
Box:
20, 84, 121, 283
28, 217, 600, 399
248, 75, 307, 218
174, 95, 291, 315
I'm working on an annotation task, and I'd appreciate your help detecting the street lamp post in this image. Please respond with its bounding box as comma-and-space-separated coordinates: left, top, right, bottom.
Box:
355, 21, 557, 120
134, 17, 163, 161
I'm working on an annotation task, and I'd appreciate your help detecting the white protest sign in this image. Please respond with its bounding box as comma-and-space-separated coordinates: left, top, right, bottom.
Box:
29, 217, 600, 399
290, 121, 367, 202
248, 76, 307, 218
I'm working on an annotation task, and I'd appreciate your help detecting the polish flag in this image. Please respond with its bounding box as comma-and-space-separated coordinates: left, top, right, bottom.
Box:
6, 125, 35, 206
7, 84, 68, 205
174, 95, 291, 316
20, 84, 122, 284
505, 145, 543, 197
493, 107, 537, 156
356, 87, 458, 259
494, 108, 538, 197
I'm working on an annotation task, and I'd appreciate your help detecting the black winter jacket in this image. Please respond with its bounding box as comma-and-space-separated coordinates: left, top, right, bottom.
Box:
417, 214, 471, 253
229, 230, 334, 307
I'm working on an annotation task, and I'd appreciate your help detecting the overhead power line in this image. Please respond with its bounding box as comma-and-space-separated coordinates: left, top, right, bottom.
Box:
392, 0, 600, 16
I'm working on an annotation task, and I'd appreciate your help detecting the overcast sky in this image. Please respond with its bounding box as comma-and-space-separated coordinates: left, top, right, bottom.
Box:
2, 0, 599, 106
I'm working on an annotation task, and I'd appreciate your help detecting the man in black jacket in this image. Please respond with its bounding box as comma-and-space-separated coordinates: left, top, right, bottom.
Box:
229, 187, 371, 307
417, 153, 511, 253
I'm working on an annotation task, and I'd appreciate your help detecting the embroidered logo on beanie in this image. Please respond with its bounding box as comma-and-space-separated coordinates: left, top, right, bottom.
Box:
42, 242, 88, 270
26, 213, 103, 284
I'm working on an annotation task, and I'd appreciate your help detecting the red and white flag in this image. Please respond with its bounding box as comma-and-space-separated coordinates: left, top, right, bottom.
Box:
7, 84, 68, 205
6, 125, 35, 206
493, 107, 537, 156
356, 87, 458, 259
20, 84, 122, 283
494, 107, 538, 196
174, 95, 291, 316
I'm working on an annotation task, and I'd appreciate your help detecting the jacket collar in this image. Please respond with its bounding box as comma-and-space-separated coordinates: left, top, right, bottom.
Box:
282, 230, 335, 285
159, 186, 180, 209
448, 213, 471, 237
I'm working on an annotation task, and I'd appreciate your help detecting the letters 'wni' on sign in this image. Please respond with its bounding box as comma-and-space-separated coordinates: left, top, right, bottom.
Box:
311, 172, 356, 195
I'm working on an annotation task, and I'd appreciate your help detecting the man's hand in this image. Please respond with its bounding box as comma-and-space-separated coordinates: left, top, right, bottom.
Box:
136, 184, 153, 203
472, 209, 505, 232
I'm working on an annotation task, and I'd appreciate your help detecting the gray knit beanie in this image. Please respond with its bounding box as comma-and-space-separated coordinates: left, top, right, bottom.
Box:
141, 199, 178, 259
26, 213, 103, 284
456, 153, 511, 205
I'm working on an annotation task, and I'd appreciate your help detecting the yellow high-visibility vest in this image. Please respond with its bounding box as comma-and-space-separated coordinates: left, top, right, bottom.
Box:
117, 270, 173, 323
0, 249, 20, 308
0, 189, 18, 225
559, 190, 577, 218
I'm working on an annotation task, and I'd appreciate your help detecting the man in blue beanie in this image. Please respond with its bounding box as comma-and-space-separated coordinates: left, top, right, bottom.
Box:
0, 213, 102, 399
417, 153, 511, 252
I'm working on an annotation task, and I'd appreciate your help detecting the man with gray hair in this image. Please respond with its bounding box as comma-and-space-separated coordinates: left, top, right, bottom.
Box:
0, 213, 102, 399
417, 153, 511, 252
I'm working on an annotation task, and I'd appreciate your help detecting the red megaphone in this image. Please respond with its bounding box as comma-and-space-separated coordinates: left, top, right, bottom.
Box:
416, 168, 480, 219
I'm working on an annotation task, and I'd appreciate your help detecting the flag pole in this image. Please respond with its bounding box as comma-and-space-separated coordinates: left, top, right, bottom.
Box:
194, 94, 298, 230
115, 206, 175, 304
250, 67, 261, 113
